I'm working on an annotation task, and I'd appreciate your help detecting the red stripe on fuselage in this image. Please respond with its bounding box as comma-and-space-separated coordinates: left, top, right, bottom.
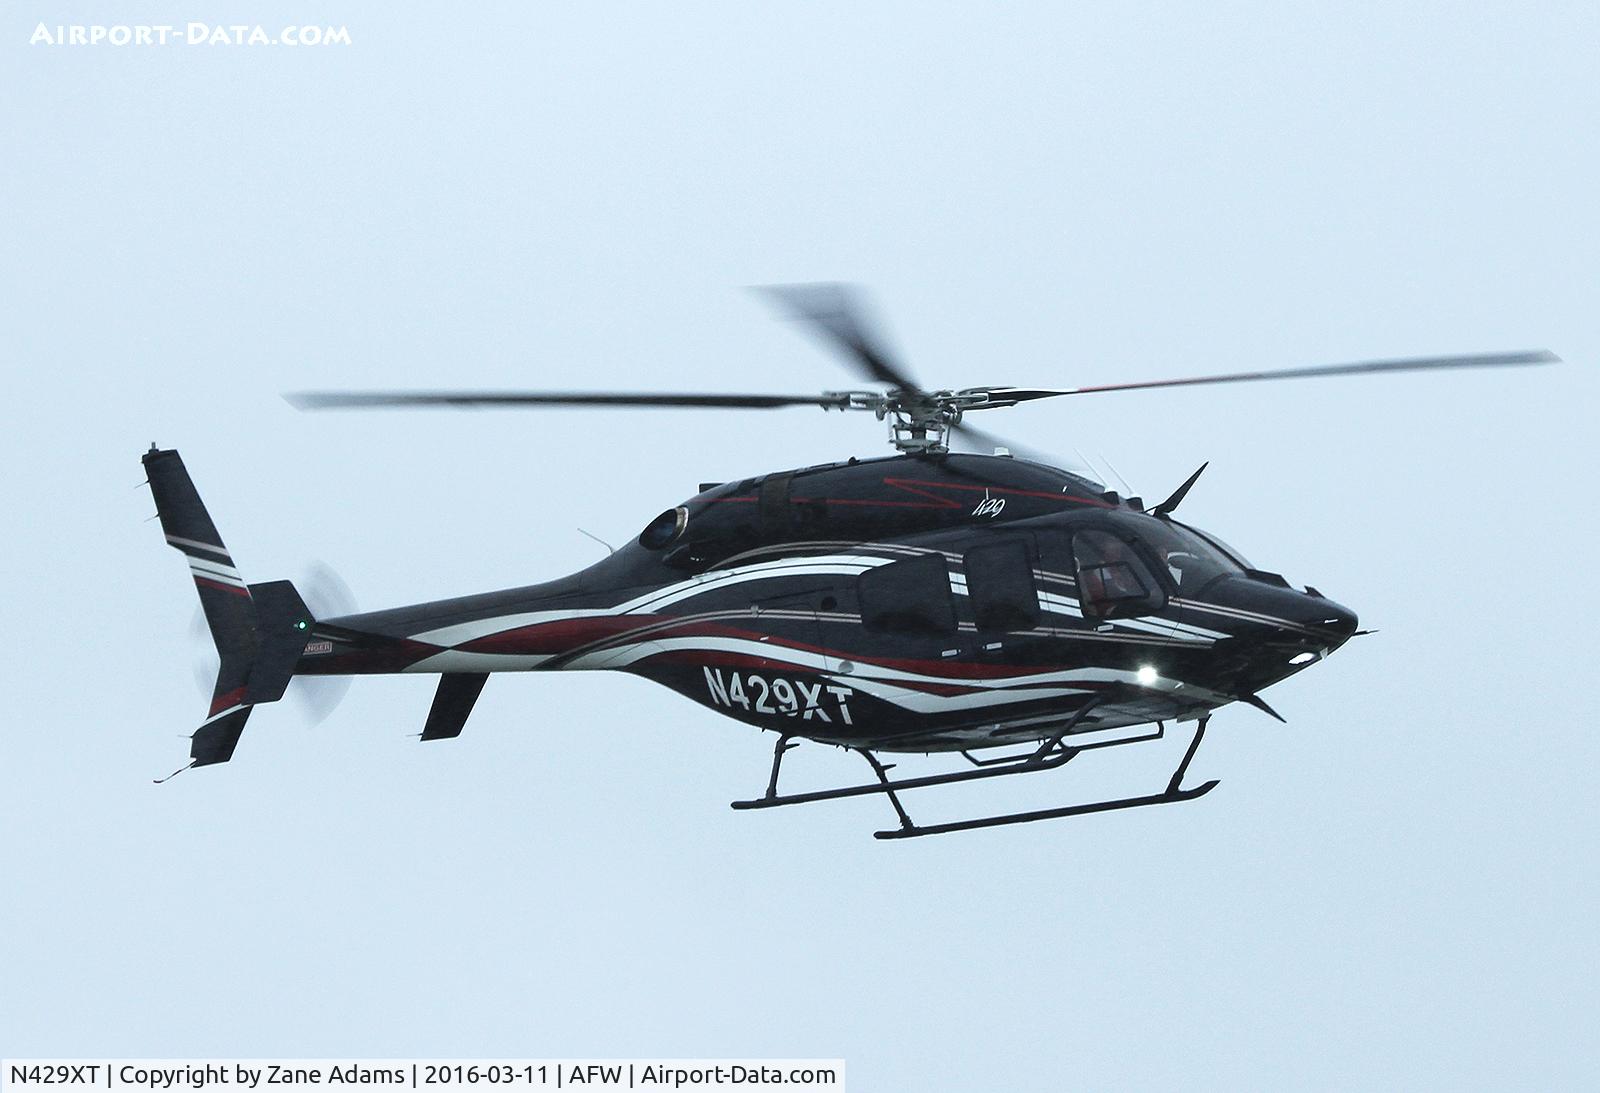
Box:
713, 477, 1115, 512
451, 609, 1094, 685
647, 650, 975, 695
459, 614, 669, 655
879, 477, 1115, 508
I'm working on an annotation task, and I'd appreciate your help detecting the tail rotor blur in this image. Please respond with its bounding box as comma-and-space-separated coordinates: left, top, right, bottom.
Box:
186, 561, 355, 727
292, 562, 355, 725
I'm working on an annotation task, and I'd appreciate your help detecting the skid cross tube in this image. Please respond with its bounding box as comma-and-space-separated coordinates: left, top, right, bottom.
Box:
858, 749, 916, 831
1166, 716, 1208, 794
761, 733, 799, 800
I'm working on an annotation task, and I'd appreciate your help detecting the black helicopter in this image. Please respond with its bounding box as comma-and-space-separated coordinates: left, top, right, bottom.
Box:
144, 285, 1557, 838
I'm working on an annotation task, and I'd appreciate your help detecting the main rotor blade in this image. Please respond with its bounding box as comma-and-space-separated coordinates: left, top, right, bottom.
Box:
286, 390, 850, 411
968, 349, 1560, 406
757, 282, 923, 394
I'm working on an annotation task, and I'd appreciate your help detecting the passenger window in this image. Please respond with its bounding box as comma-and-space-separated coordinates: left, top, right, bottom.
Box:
1072, 529, 1166, 619
857, 554, 956, 634
1034, 531, 1075, 584
964, 541, 1040, 631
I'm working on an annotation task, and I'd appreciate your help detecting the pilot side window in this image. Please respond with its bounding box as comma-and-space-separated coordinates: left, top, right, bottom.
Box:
857, 554, 956, 634
964, 541, 1040, 631
1071, 529, 1166, 620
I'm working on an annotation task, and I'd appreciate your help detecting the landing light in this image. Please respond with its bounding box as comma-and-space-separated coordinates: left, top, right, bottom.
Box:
1136, 665, 1159, 686
1290, 651, 1317, 665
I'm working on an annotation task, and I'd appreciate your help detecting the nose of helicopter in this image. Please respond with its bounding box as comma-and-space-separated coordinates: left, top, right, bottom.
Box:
1221, 575, 1355, 635
1198, 575, 1358, 690
1287, 588, 1357, 643
1318, 598, 1360, 641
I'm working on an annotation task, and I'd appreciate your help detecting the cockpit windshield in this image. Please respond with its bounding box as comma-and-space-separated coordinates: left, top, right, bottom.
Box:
1132, 518, 1247, 592
1177, 522, 1255, 570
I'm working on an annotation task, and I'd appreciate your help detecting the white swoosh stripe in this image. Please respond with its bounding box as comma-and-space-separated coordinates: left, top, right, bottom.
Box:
412, 608, 611, 647
570, 633, 1227, 698
199, 703, 247, 725
188, 560, 246, 588
167, 534, 231, 559
413, 555, 901, 646
405, 651, 555, 673
615, 554, 893, 614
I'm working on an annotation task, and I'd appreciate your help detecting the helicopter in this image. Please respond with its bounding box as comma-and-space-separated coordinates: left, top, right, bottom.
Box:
143, 284, 1558, 838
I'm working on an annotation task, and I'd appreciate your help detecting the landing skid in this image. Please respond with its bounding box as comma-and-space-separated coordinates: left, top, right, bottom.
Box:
731, 711, 1216, 839
873, 779, 1218, 840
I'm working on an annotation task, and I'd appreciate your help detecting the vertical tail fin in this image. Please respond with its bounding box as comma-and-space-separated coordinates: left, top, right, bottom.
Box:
144, 446, 312, 767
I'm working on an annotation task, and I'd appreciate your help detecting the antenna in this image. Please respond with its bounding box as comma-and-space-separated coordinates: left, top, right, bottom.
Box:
1097, 453, 1137, 498
577, 528, 616, 555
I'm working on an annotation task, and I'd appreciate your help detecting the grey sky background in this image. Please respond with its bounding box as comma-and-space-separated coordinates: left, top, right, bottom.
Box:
4, 2, 1598, 1088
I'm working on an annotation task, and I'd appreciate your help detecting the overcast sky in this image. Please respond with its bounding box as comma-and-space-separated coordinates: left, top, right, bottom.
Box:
4, 2, 1598, 1089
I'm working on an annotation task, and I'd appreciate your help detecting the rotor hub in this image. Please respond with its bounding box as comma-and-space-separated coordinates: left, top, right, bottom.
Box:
820, 389, 996, 453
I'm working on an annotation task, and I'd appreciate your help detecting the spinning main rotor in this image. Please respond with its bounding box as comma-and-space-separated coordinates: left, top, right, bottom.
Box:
288, 284, 1559, 455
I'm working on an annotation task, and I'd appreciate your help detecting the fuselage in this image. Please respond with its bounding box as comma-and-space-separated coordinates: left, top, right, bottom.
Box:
299, 452, 1357, 752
